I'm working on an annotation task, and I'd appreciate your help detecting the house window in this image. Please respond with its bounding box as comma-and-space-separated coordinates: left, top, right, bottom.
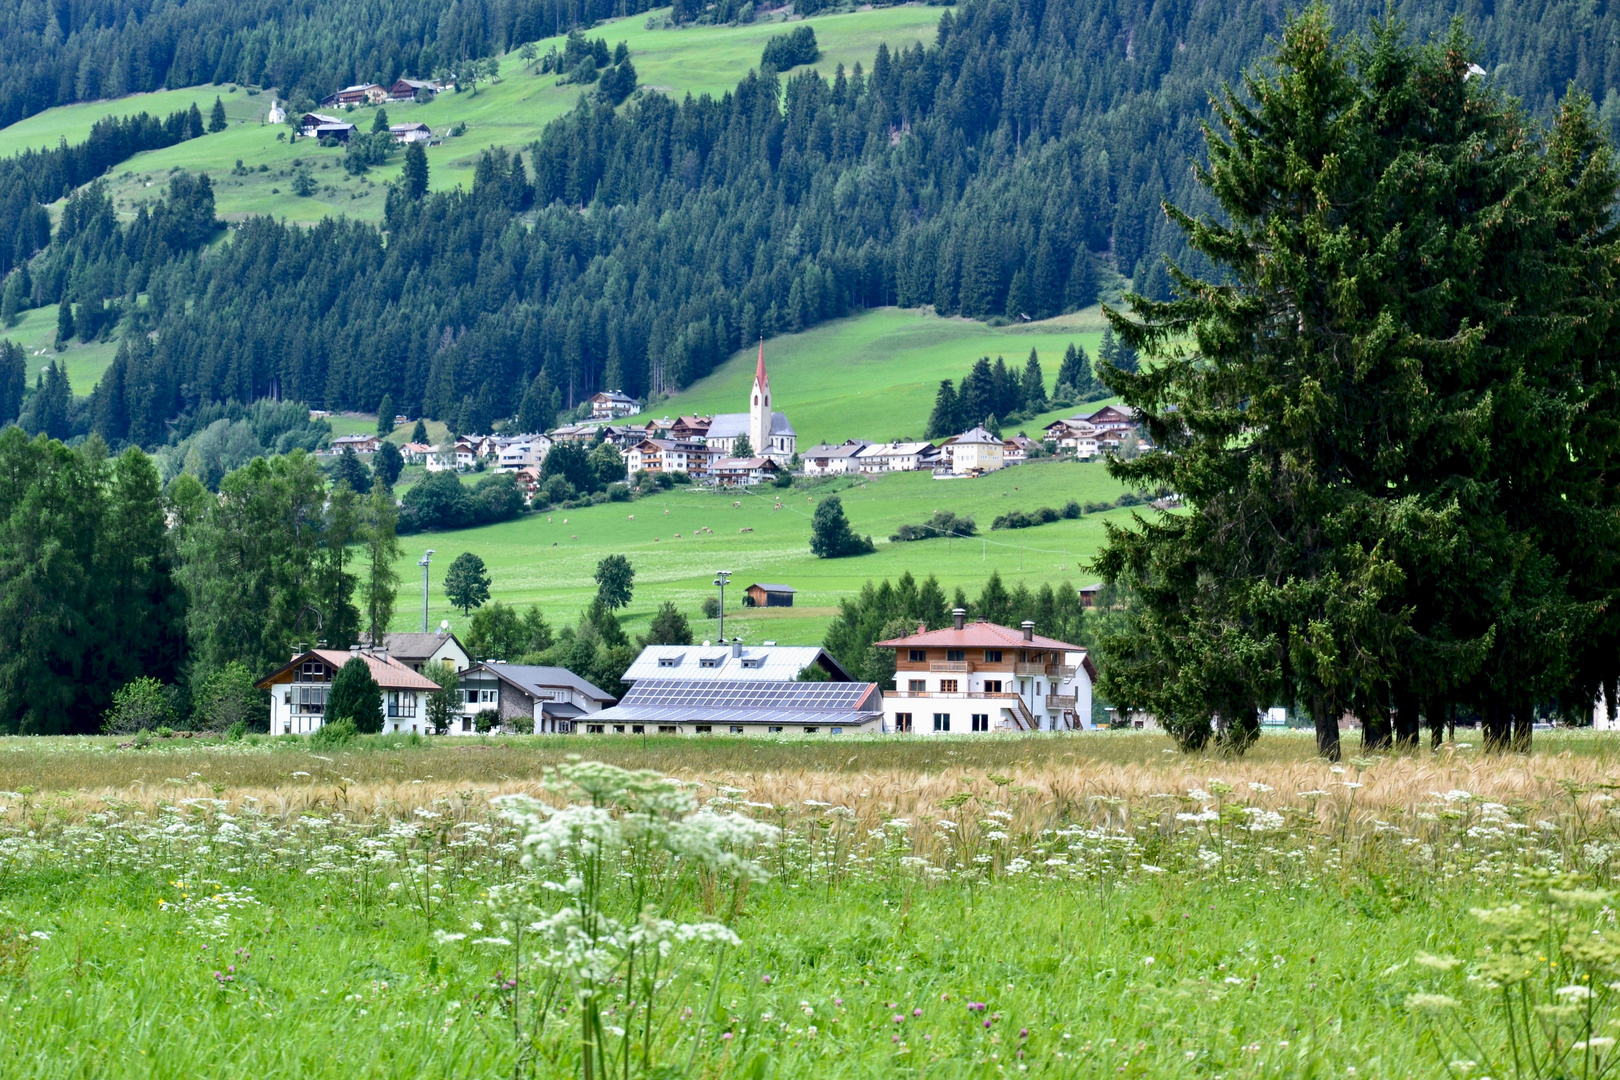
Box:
983, 680, 1003, 694
971, 713, 990, 731
586, 724, 605, 734
730, 725, 744, 734
387, 691, 417, 718
291, 685, 327, 715
830, 727, 842, 735
658, 725, 679, 734
946, 649, 965, 663
940, 679, 958, 694
909, 649, 927, 663
933, 713, 950, 732
984, 650, 1002, 663
695, 725, 712, 734
894, 712, 912, 732
767, 725, 784, 734
908, 679, 926, 692
699, 657, 721, 669
741, 658, 765, 669
632, 725, 645, 734
803, 727, 818, 734
613, 725, 625, 733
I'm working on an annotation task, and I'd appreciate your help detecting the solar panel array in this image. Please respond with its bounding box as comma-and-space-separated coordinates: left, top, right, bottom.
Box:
621, 679, 871, 710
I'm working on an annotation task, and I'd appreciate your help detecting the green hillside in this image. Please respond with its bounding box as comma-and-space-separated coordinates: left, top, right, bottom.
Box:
663, 305, 1113, 445
391, 457, 1130, 646
7, 6, 940, 227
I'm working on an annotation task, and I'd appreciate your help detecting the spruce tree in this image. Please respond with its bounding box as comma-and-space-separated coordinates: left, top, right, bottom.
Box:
403, 140, 429, 200
376, 394, 395, 436
0, 271, 22, 327
411, 419, 428, 443
373, 440, 403, 486
186, 102, 206, 138
55, 300, 74, 348
926, 379, 960, 439
208, 97, 227, 133
326, 656, 382, 733
1020, 348, 1047, 412
371, 107, 390, 134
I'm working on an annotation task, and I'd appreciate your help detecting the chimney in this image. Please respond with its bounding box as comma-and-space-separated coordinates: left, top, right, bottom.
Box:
1021, 620, 1035, 641
916, 622, 926, 635
731, 639, 744, 658
295, 642, 307, 659
952, 608, 966, 630
349, 644, 361, 654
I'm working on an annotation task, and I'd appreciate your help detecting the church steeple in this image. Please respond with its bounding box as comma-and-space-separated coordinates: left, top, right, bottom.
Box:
749, 338, 771, 456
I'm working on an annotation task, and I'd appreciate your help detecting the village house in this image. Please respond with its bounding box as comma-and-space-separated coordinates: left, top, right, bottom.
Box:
1043, 417, 1101, 458
387, 77, 443, 102
548, 423, 599, 443
621, 641, 852, 686
496, 435, 552, 472
1078, 584, 1105, 608
584, 678, 883, 736
298, 112, 357, 140
874, 610, 1097, 734
946, 426, 1005, 475
1002, 434, 1040, 464
389, 122, 433, 143
513, 465, 542, 501
455, 663, 615, 734
626, 438, 713, 478
669, 415, 711, 440
801, 440, 870, 476
400, 442, 433, 464
330, 433, 381, 455
709, 456, 781, 487
1082, 405, 1139, 445
703, 344, 796, 462
256, 647, 441, 736
321, 84, 388, 107
589, 391, 642, 420
360, 630, 470, 674
855, 441, 933, 473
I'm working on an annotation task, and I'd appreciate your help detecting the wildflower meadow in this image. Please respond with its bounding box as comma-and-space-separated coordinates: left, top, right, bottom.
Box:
6, 731, 1620, 1078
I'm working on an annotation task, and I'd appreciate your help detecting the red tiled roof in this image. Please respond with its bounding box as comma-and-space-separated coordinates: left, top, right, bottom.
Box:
256, 649, 441, 691
875, 620, 1083, 653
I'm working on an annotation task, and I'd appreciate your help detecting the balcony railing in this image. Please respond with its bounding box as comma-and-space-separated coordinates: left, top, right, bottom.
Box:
1046, 694, 1077, 708
929, 661, 973, 673
1013, 662, 1050, 676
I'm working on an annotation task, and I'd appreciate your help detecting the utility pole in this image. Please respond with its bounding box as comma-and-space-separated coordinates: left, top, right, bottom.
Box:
712, 569, 732, 640
419, 549, 436, 631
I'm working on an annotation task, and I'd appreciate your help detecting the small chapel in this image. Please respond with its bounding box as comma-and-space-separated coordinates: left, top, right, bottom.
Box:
704, 341, 797, 462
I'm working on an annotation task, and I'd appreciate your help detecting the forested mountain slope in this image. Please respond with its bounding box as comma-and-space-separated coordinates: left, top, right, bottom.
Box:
6, 0, 1620, 445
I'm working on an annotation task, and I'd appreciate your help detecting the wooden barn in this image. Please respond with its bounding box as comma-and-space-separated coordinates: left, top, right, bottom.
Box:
744, 583, 796, 608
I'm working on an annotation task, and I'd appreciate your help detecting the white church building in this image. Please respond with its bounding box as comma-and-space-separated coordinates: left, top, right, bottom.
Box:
704, 342, 796, 463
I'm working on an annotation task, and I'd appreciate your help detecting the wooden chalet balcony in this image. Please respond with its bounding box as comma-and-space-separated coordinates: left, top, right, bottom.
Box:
1046, 694, 1077, 708
1013, 662, 1051, 676
929, 661, 973, 673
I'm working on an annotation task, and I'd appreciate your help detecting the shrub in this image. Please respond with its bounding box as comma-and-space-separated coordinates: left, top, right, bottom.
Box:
473, 708, 502, 734
190, 662, 269, 732
701, 596, 720, 620
310, 716, 358, 746
891, 509, 976, 542
103, 677, 174, 735
762, 25, 818, 69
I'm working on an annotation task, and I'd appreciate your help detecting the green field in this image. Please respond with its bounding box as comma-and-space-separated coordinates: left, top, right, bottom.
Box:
0, 731, 1610, 1078
1, 6, 942, 226
0, 85, 277, 159
664, 305, 1114, 445
391, 456, 1130, 644
0, 303, 122, 393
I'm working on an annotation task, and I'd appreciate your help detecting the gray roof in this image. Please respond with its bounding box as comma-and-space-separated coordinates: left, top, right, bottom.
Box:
707, 412, 795, 438
593, 678, 881, 725
954, 425, 1002, 445
369, 632, 466, 662
622, 645, 851, 683
748, 583, 796, 593
473, 663, 616, 702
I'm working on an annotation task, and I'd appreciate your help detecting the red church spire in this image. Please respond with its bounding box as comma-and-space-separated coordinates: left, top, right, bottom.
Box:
755, 338, 767, 388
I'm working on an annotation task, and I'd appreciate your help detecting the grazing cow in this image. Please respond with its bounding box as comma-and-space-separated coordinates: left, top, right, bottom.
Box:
628, 514, 634, 520
739, 527, 753, 533
733, 501, 741, 508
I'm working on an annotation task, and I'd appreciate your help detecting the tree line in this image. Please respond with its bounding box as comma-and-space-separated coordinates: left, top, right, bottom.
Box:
1094, 7, 1620, 758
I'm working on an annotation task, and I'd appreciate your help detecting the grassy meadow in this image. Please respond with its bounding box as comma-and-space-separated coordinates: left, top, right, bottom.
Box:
3, 729, 1618, 1078
0, 5, 942, 228
663, 306, 1113, 445
389, 455, 1130, 643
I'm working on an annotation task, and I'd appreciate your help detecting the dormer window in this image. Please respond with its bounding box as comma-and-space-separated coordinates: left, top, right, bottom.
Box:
699, 657, 721, 669
741, 657, 765, 669
657, 655, 682, 668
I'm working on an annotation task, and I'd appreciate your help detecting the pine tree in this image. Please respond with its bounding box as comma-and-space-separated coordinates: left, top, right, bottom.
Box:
330, 448, 371, 494
186, 102, 206, 138
326, 656, 382, 733
516, 372, 556, 434
809, 495, 874, 558
0, 272, 22, 327
371, 107, 390, 134
1004, 268, 1032, 320
373, 441, 403, 486
361, 484, 401, 643
926, 379, 960, 439
411, 419, 428, 443
208, 97, 227, 133
376, 394, 395, 436
403, 140, 429, 200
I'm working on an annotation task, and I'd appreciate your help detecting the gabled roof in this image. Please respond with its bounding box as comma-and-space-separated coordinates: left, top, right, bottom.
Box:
953, 425, 1002, 445
748, 583, 796, 593
256, 649, 440, 691
467, 663, 616, 702
707, 412, 795, 439
365, 631, 466, 662
593, 390, 637, 403
876, 620, 1083, 652
594, 678, 881, 725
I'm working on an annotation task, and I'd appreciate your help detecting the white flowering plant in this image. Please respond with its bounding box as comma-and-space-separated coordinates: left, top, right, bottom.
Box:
1407, 870, 1620, 1080
435, 759, 778, 1080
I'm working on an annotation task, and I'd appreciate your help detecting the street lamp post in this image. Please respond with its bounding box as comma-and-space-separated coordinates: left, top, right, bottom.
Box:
712, 569, 732, 640
419, 550, 436, 632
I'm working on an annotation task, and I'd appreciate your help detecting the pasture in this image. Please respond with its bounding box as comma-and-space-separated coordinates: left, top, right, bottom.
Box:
0, 5, 944, 227
388, 456, 1132, 643
3, 729, 1616, 1078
